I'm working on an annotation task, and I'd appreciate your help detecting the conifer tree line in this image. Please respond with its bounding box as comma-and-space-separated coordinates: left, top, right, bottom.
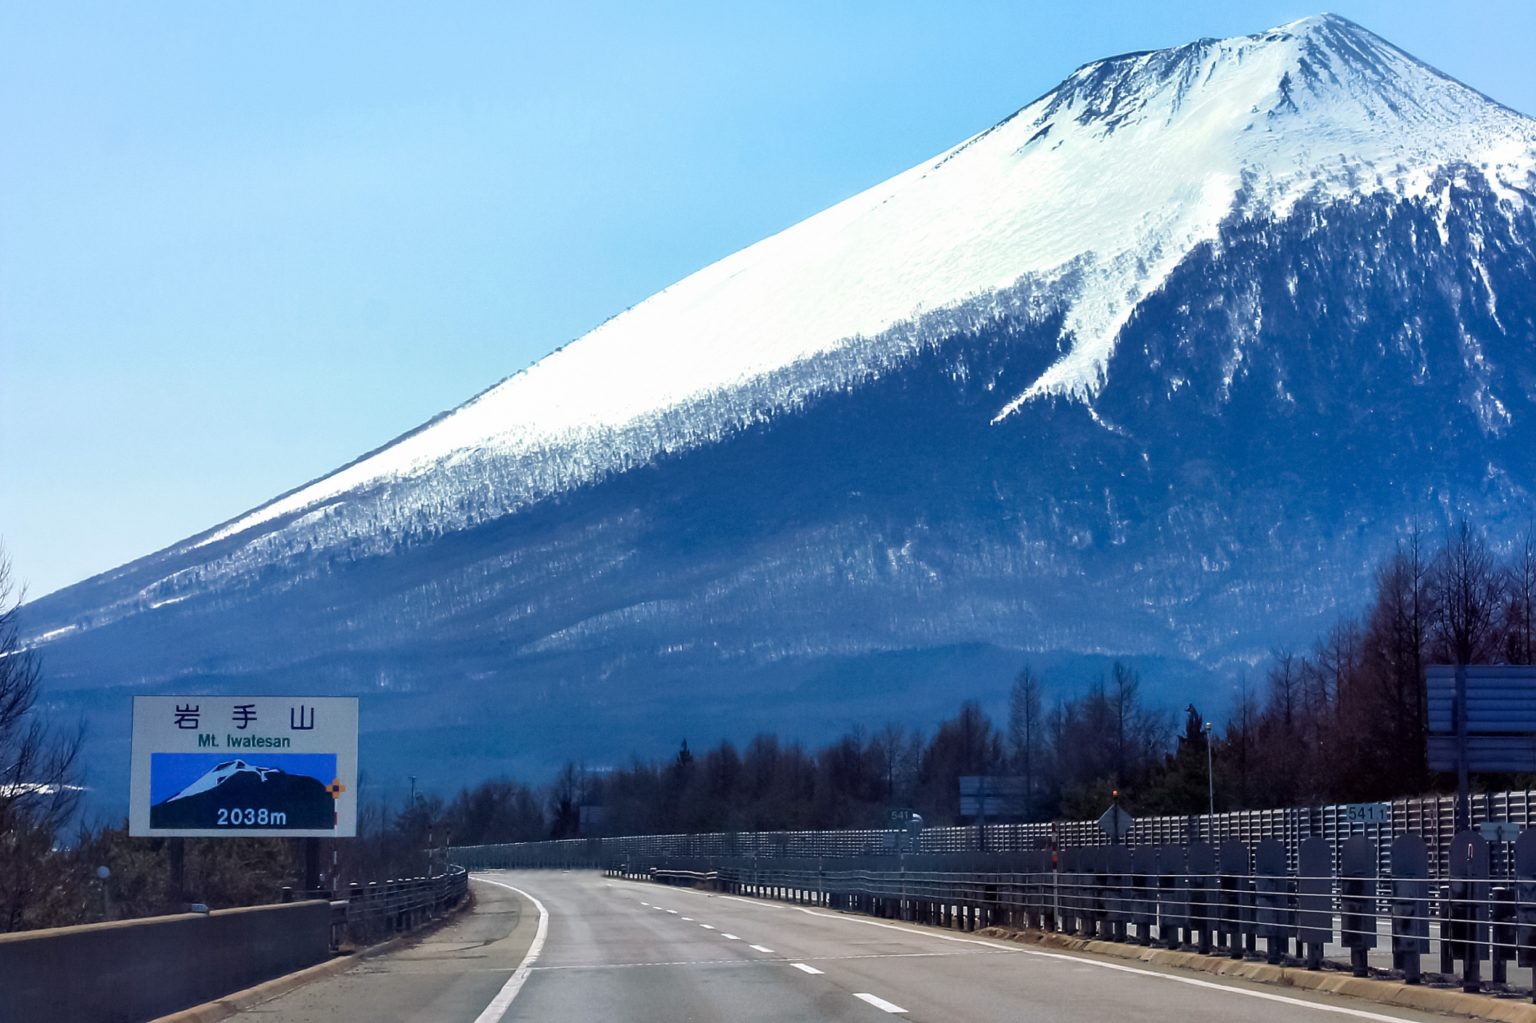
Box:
1, 520, 1533, 929
441, 520, 1536, 845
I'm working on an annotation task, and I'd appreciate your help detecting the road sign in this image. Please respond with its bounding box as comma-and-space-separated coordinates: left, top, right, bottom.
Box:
1340, 802, 1391, 825
1428, 735, 1536, 773
130, 695, 358, 838
1427, 665, 1536, 772
1478, 820, 1521, 844
958, 776, 1029, 819
1097, 804, 1133, 841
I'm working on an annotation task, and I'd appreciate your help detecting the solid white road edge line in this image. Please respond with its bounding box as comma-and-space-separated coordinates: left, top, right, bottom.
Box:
853, 993, 908, 1014
661, 885, 1416, 1022
790, 963, 824, 975
470, 877, 550, 1023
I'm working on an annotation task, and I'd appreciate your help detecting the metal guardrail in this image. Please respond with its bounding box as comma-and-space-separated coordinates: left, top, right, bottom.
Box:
614, 837, 1536, 998
450, 788, 1536, 879
284, 865, 470, 949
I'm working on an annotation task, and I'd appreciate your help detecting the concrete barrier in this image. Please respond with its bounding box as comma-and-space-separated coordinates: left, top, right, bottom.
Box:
0, 900, 331, 1023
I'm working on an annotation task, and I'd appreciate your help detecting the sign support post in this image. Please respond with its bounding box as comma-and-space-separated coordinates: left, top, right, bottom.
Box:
304, 838, 321, 897
1456, 663, 1470, 833
169, 838, 185, 906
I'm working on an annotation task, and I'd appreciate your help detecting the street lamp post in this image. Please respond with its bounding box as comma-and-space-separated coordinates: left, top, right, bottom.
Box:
1204, 721, 1215, 841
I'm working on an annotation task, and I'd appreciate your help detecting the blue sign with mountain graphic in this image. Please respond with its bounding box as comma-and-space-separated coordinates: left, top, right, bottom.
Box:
149, 753, 339, 830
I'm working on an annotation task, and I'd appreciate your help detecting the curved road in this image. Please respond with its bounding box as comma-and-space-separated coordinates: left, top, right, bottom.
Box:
231, 871, 1448, 1022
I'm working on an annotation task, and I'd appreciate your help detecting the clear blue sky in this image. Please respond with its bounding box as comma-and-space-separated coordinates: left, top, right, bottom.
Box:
3, 2, 1533, 598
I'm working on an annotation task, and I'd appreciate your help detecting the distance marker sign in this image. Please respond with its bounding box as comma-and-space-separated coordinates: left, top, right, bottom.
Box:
130, 696, 358, 838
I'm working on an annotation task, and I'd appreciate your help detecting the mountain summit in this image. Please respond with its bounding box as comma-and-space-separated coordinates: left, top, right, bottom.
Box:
177, 12, 1532, 558
25, 16, 1536, 812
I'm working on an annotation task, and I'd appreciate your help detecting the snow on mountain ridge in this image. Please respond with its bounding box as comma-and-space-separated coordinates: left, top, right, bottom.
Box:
186, 14, 1534, 557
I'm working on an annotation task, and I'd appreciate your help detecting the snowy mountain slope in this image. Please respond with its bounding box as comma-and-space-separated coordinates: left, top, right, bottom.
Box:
163, 759, 277, 803
19, 14, 1536, 815
173, 13, 1533, 550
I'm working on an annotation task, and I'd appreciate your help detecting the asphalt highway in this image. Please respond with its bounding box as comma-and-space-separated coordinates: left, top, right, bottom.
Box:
230, 871, 1452, 1022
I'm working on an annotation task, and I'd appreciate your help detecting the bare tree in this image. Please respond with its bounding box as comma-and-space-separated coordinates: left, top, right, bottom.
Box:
1503, 525, 1536, 665
1, 547, 84, 931
1429, 520, 1506, 665
1007, 667, 1042, 816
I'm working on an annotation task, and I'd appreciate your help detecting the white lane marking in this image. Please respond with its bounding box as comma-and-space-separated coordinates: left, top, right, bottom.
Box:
718, 894, 783, 910
640, 901, 650, 906
750, 945, 775, 953
853, 993, 907, 1014
470, 877, 550, 1023
722, 933, 741, 940
681, 916, 693, 921
997, 945, 1415, 1022
529, 949, 1007, 972
663, 886, 1416, 1022
790, 962, 823, 975
700, 923, 716, 930
667, 909, 679, 914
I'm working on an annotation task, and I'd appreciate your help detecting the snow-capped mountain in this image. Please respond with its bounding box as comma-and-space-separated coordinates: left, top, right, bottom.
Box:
24, 15, 1536, 813
162, 760, 279, 803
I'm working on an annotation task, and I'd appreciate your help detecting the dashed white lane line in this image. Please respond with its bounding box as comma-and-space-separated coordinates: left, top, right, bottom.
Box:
722, 933, 741, 940
700, 923, 716, 930
853, 993, 908, 1014
667, 909, 679, 914
750, 945, 775, 954
650, 882, 1419, 1022
791, 963, 824, 975
681, 916, 694, 921
469, 878, 549, 1023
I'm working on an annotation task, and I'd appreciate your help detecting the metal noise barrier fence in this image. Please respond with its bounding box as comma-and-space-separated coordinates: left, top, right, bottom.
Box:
448, 788, 1536, 878
609, 832, 1536, 998
287, 864, 470, 949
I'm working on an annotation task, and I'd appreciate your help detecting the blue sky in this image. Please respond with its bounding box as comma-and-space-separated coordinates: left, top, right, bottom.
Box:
3, 2, 1533, 598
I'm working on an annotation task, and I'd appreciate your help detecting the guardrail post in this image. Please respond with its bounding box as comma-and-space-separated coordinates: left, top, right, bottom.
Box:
1217, 840, 1249, 959
1296, 836, 1333, 970
1186, 841, 1214, 956
1157, 845, 1182, 949
1515, 830, 1536, 1003
1254, 838, 1293, 964
1446, 830, 1489, 992
1339, 835, 1378, 977
1492, 886, 1515, 984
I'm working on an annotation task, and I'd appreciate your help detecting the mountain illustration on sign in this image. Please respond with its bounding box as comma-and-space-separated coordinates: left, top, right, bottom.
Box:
150, 759, 335, 829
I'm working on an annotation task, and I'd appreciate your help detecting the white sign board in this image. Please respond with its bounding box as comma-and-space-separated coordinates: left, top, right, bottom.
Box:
130, 695, 358, 838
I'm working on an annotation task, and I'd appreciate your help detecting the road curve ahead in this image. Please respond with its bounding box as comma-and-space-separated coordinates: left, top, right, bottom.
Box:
229, 871, 1450, 1022
485, 871, 1443, 1023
